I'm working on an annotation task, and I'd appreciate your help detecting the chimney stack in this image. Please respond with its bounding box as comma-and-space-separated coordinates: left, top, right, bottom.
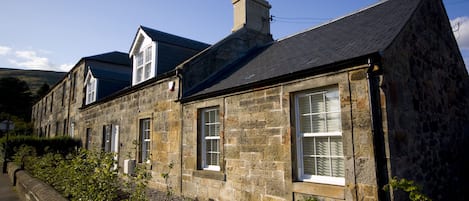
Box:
232, 0, 271, 34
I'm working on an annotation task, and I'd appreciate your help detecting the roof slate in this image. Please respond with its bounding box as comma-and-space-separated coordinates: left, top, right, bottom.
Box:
89, 65, 131, 83
140, 26, 210, 51
185, 0, 421, 99
84, 51, 131, 66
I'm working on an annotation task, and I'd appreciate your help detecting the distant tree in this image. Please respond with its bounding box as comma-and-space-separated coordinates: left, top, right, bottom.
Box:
35, 82, 50, 100
0, 77, 33, 121
0, 113, 33, 137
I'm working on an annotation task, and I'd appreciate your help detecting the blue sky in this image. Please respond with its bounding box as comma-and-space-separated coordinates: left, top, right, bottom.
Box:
0, 0, 468, 72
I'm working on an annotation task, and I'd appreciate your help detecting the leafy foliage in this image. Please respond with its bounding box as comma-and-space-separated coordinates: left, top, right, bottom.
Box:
35, 82, 50, 100
161, 162, 175, 199
124, 163, 152, 201
13, 145, 152, 201
0, 135, 80, 162
17, 148, 119, 200
384, 177, 432, 201
0, 77, 33, 121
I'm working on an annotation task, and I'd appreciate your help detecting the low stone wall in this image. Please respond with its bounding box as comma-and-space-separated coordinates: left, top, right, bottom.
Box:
6, 162, 67, 201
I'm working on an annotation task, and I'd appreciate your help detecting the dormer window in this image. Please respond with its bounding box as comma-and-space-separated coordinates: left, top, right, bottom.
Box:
84, 69, 98, 105
129, 26, 209, 86
85, 76, 97, 104
135, 46, 153, 83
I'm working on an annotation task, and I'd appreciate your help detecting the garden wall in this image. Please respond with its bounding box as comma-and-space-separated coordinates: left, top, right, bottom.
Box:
6, 162, 66, 201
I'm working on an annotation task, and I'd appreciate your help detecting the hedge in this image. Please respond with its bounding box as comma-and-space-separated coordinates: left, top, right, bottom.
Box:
0, 136, 81, 162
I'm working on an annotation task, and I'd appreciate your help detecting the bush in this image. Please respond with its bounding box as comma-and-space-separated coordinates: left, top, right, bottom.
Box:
0, 135, 81, 162
15, 147, 151, 201
384, 177, 432, 201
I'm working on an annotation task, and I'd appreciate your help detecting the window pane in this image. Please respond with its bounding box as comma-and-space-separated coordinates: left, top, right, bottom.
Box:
303, 156, 315, 175
144, 131, 149, 139
326, 112, 341, 132
144, 63, 151, 79
214, 110, 219, 122
325, 90, 340, 112
207, 153, 219, 166
298, 96, 310, 114
330, 136, 343, 156
204, 111, 210, 124
206, 139, 214, 152
332, 158, 344, 177
315, 137, 329, 156
209, 110, 216, 122
316, 157, 330, 176
311, 114, 325, 133
310, 94, 325, 114
136, 53, 143, 66
302, 137, 315, 156
145, 47, 152, 62
208, 125, 218, 136
206, 138, 219, 166
300, 115, 312, 133
137, 68, 143, 82
214, 124, 220, 137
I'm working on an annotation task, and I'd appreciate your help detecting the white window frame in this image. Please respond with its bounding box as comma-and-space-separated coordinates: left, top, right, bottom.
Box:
111, 125, 119, 170
85, 76, 97, 105
295, 87, 345, 186
70, 122, 75, 138
140, 118, 151, 163
134, 46, 153, 84
200, 108, 221, 171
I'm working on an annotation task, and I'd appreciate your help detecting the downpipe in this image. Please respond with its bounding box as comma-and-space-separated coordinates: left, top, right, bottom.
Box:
366, 58, 391, 201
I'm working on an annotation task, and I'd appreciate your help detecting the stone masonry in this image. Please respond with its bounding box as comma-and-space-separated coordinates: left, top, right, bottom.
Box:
380, 0, 469, 200
79, 76, 182, 193
181, 66, 380, 201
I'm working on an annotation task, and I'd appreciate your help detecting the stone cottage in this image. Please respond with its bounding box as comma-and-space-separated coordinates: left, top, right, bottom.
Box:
32, 0, 469, 200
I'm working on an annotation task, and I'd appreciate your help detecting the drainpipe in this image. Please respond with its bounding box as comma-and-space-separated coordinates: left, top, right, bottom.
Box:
66, 72, 73, 136
366, 57, 390, 201
176, 68, 183, 194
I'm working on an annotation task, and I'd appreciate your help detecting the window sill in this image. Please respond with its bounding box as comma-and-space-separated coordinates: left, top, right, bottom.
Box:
292, 182, 344, 200
193, 170, 226, 181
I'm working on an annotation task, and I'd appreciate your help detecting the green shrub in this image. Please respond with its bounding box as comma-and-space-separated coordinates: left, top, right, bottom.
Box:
16, 149, 120, 200
384, 177, 432, 201
0, 135, 80, 162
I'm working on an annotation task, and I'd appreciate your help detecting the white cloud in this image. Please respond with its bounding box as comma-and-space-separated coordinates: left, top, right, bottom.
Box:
58, 63, 74, 71
0, 46, 11, 55
5, 49, 71, 72
451, 16, 469, 50
9, 50, 52, 69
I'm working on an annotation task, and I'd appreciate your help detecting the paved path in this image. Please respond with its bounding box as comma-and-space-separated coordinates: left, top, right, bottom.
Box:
0, 173, 20, 201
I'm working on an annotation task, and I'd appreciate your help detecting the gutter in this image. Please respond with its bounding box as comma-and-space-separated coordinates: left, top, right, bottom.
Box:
366, 57, 390, 201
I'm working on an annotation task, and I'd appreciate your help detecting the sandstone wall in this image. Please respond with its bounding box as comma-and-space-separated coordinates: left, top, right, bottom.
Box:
32, 61, 85, 138
381, 0, 469, 200
182, 67, 379, 201
79, 77, 181, 193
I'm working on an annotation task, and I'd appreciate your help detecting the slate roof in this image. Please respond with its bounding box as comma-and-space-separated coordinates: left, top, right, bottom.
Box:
139, 26, 211, 75
140, 26, 210, 51
89, 65, 131, 83
88, 64, 132, 101
185, 0, 421, 99
84, 51, 131, 66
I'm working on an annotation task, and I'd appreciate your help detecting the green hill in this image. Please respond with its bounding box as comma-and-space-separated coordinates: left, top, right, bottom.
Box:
0, 68, 66, 93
